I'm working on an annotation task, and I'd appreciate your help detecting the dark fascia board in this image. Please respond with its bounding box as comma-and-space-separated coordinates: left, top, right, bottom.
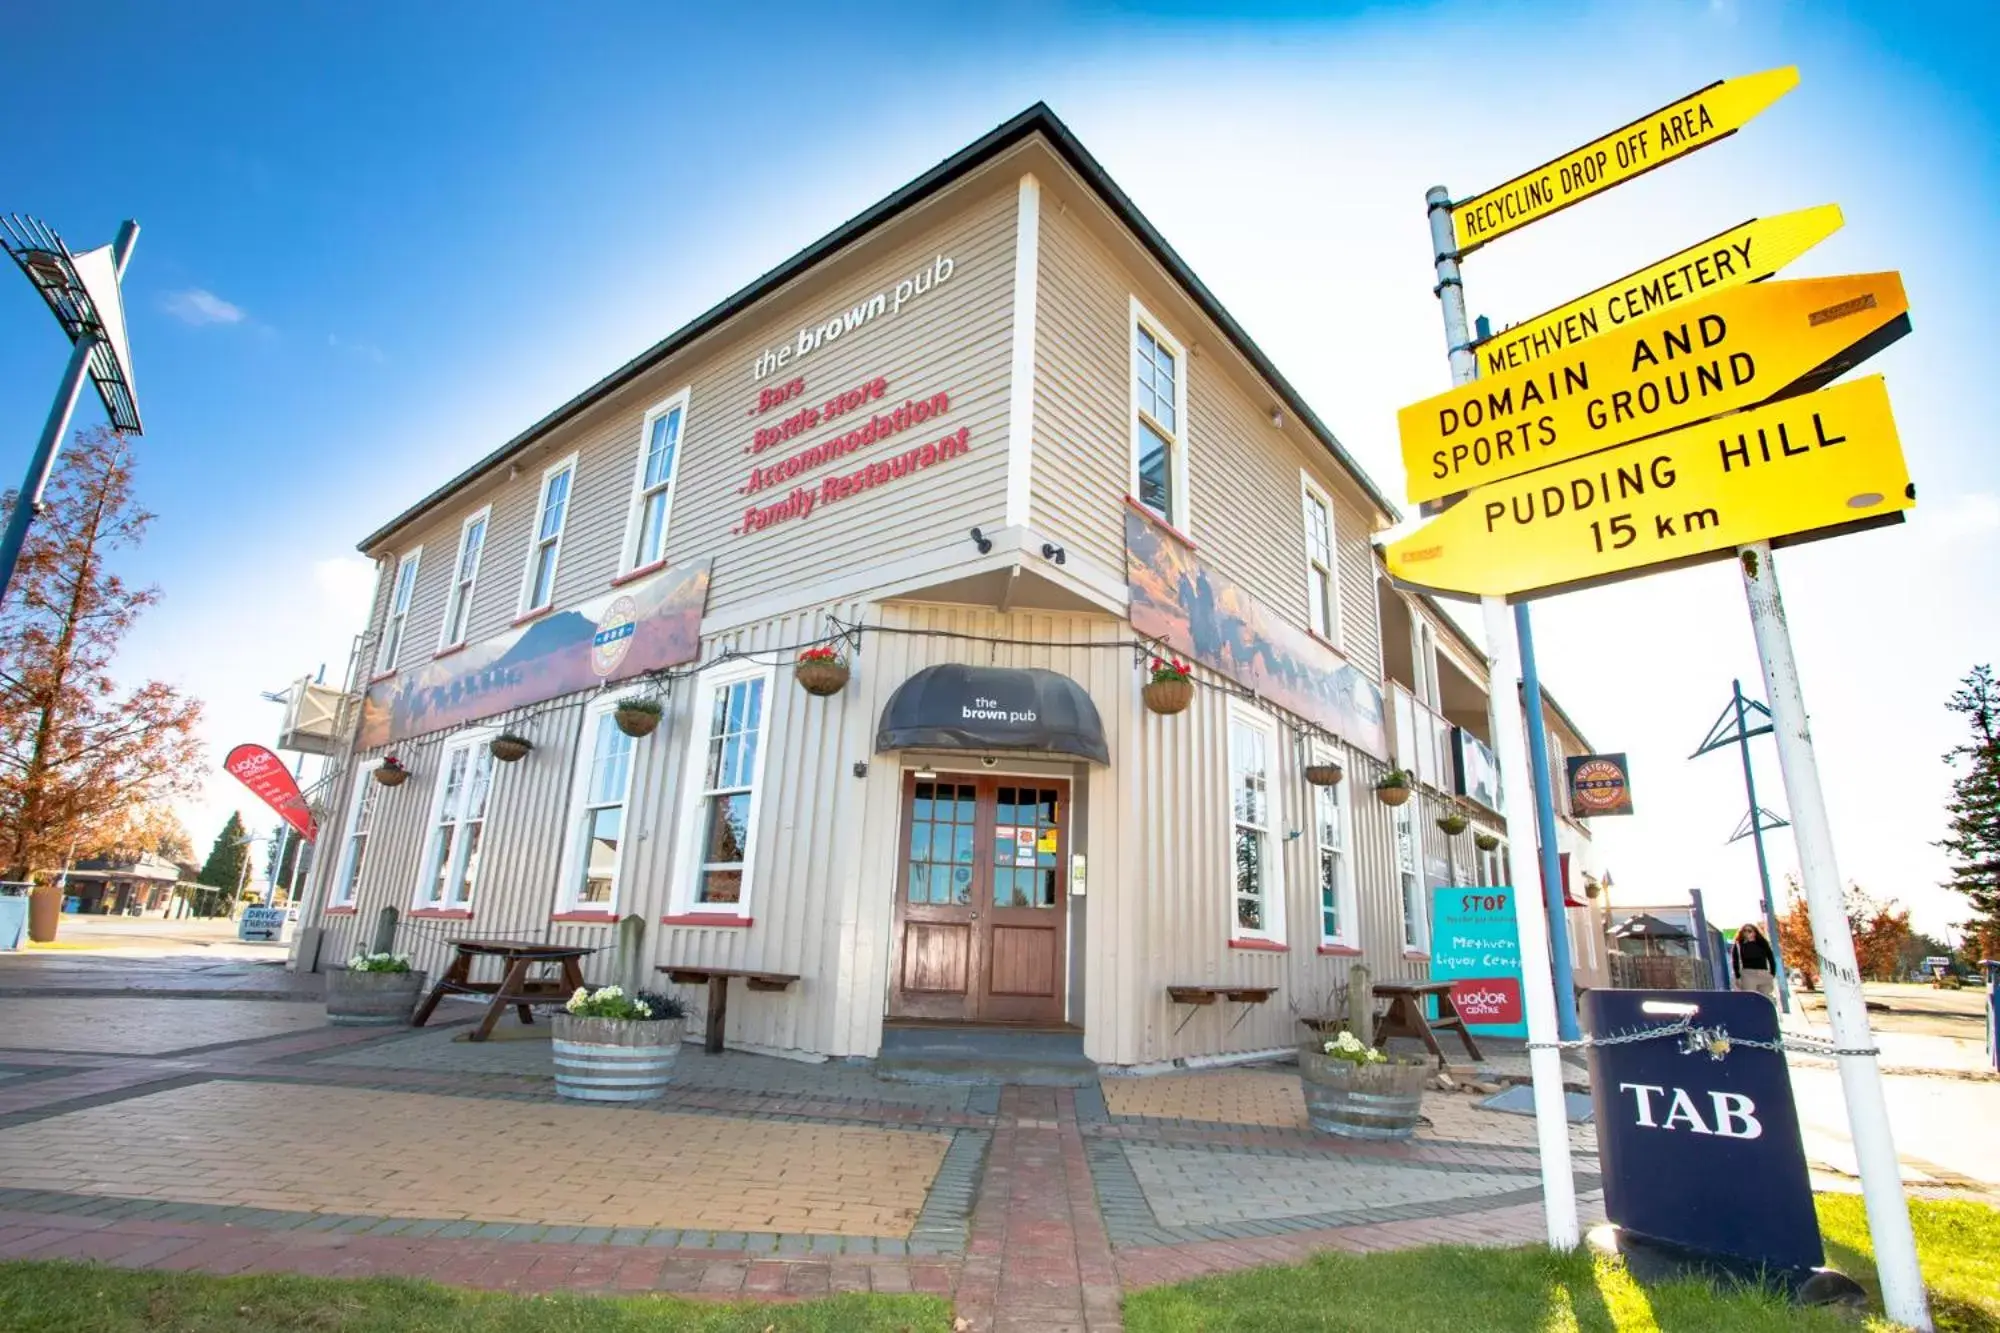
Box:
358, 102, 1401, 554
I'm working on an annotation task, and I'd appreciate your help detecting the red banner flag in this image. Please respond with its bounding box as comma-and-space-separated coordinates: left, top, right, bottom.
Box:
224, 744, 317, 842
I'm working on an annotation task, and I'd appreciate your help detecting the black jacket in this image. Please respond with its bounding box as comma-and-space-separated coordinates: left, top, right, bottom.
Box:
1733, 935, 1777, 975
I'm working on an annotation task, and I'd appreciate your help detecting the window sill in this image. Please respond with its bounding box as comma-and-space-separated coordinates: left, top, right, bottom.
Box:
433, 642, 469, 661
611, 559, 669, 589
661, 913, 753, 928
551, 910, 619, 924
512, 605, 556, 628
1306, 629, 1342, 655
1317, 943, 1363, 956
410, 908, 473, 920
1228, 937, 1288, 953
367, 670, 397, 686
1402, 950, 1431, 961
323, 905, 358, 916
1124, 494, 1196, 550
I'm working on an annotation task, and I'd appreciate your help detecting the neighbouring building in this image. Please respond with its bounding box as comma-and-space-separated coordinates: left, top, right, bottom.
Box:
295, 105, 1605, 1067
60, 855, 181, 916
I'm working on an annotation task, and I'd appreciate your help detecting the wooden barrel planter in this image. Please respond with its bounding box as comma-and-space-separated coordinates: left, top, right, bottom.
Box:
551, 1015, 684, 1102
794, 659, 850, 696
1297, 1045, 1431, 1140
324, 969, 426, 1026
1142, 677, 1193, 715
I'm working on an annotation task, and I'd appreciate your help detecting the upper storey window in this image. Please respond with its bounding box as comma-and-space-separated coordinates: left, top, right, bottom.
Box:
520, 454, 576, 616
624, 391, 688, 574
1130, 299, 1190, 533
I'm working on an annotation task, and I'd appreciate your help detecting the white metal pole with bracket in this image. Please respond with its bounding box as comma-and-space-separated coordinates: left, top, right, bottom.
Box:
1425, 185, 1579, 1249
1739, 539, 1929, 1330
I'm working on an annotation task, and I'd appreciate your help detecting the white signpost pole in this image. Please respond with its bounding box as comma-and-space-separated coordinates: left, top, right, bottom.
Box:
1738, 539, 1930, 1330
1425, 186, 1580, 1248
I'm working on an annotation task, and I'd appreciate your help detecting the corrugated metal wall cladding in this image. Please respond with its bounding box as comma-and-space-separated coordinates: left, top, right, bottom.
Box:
358, 183, 1017, 665
1031, 206, 1130, 577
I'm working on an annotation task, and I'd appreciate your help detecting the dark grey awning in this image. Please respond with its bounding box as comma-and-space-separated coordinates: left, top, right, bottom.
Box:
875, 665, 1109, 765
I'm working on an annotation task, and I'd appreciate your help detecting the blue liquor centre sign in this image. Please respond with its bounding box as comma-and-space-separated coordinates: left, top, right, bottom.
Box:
1429, 885, 1528, 1039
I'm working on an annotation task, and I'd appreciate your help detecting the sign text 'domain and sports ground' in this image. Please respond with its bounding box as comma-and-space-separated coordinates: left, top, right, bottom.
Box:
1398, 271, 1909, 506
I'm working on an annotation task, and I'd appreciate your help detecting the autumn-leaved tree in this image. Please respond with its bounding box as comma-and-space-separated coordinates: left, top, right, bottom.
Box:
1939, 665, 2000, 953
79, 801, 194, 865
1777, 879, 1818, 990
0, 427, 203, 883
1845, 884, 1914, 982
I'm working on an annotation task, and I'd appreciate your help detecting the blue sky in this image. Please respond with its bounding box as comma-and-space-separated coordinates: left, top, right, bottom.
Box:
3, 0, 1995, 933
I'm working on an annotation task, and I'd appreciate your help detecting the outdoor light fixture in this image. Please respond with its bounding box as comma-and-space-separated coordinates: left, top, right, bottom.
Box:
913, 767, 939, 781
969, 527, 992, 554
0, 213, 142, 610
1041, 542, 1066, 565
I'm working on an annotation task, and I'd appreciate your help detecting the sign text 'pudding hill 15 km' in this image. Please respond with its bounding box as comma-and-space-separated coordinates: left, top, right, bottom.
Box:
1450, 67, 1799, 255
1384, 374, 1912, 601
1475, 204, 1844, 377
1399, 271, 1909, 506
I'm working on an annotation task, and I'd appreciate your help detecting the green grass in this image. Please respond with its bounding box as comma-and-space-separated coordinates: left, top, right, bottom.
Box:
0, 1264, 952, 1333
1123, 1196, 2000, 1332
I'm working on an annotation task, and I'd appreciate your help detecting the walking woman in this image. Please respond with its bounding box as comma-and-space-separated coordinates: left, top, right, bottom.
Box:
1733, 922, 1779, 1000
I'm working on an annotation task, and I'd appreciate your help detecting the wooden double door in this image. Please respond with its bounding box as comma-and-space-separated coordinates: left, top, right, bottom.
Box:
889, 773, 1069, 1025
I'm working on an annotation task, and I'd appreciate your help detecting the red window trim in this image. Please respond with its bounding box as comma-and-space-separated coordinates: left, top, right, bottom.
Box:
433, 642, 469, 661
367, 670, 397, 686
550, 911, 618, 924
1228, 937, 1288, 953
511, 605, 555, 628
1306, 629, 1340, 654
1317, 943, 1363, 956
610, 559, 669, 589
410, 908, 473, 920
1124, 494, 1196, 551
1402, 950, 1431, 961
323, 905, 358, 916
660, 913, 753, 928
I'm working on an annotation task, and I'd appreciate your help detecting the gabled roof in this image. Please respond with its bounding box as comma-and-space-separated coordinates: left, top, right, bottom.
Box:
360, 102, 1400, 554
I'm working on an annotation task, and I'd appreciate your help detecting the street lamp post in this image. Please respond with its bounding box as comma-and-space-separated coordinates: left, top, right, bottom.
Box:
0, 215, 143, 610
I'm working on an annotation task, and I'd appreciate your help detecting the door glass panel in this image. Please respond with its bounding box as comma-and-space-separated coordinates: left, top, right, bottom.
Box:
993, 786, 1061, 910
907, 781, 976, 905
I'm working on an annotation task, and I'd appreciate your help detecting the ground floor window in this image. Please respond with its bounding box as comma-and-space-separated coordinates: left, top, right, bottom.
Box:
417, 734, 496, 911
1315, 762, 1355, 947
673, 662, 774, 914
1228, 703, 1283, 942
328, 761, 382, 908
1395, 804, 1426, 952
558, 699, 640, 913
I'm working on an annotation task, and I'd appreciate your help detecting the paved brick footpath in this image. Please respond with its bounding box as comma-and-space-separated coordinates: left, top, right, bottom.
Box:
0, 980, 1613, 1332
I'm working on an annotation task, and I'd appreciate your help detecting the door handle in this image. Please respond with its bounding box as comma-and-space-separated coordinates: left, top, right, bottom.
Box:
969, 912, 981, 920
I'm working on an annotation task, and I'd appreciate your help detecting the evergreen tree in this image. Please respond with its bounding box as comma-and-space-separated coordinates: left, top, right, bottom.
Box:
197, 812, 249, 897
276, 830, 302, 900
1939, 665, 2000, 952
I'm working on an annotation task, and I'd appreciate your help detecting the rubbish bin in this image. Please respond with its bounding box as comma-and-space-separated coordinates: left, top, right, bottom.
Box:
0, 883, 29, 951
29, 884, 62, 943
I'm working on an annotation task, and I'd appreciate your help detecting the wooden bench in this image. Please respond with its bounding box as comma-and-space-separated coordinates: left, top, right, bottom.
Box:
659, 966, 801, 1053
412, 940, 597, 1042
1370, 979, 1484, 1064
1166, 984, 1278, 1036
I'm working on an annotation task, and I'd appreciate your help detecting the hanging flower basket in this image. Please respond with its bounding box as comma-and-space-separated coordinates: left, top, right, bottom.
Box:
372, 757, 409, 787
1474, 831, 1501, 853
1304, 761, 1344, 787
1436, 813, 1470, 837
1374, 769, 1411, 807
794, 646, 850, 697
1142, 657, 1194, 715
489, 734, 532, 763
613, 698, 662, 738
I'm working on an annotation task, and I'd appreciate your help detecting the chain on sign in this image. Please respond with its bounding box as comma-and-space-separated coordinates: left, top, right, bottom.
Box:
1527, 1018, 1876, 1061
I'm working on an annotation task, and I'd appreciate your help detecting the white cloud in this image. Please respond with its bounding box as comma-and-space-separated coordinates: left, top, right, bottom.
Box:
328, 333, 386, 363
312, 556, 378, 617
163, 288, 247, 326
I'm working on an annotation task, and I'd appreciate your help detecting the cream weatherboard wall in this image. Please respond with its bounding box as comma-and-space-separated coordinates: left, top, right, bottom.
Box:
1026, 199, 1387, 683
354, 178, 1021, 670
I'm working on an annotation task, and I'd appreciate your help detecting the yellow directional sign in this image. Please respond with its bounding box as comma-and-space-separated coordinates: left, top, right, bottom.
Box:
1476, 204, 1844, 377
1399, 271, 1909, 506
1385, 375, 1910, 601
1451, 67, 1800, 255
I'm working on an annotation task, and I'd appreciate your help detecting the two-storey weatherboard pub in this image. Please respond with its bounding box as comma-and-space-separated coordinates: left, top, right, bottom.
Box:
297, 104, 1599, 1070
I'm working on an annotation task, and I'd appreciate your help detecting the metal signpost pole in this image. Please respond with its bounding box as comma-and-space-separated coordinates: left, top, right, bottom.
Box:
1426, 185, 1578, 1248
1739, 539, 1929, 1330
1732, 678, 1792, 1012
1514, 600, 1581, 1039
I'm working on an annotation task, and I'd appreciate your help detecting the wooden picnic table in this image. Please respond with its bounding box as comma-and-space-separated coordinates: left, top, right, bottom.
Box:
659, 966, 800, 1053
1370, 979, 1485, 1064
412, 939, 598, 1042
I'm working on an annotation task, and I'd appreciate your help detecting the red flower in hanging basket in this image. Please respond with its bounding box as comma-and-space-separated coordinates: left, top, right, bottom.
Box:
798, 645, 848, 667
1148, 656, 1192, 685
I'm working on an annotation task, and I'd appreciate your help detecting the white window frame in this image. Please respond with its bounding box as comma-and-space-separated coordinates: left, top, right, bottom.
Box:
556, 695, 644, 915
518, 452, 578, 616
620, 389, 690, 575
1395, 804, 1428, 952
437, 506, 491, 652
1313, 747, 1356, 949
1413, 620, 1440, 710
1299, 472, 1341, 646
1128, 297, 1191, 534
1225, 700, 1285, 944
374, 548, 421, 675
327, 759, 385, 909
670, 660, 776, 918
413, 728, 498, 912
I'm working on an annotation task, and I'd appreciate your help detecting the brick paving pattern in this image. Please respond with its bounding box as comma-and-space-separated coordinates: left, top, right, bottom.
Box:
0, 968, 1630, 1332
